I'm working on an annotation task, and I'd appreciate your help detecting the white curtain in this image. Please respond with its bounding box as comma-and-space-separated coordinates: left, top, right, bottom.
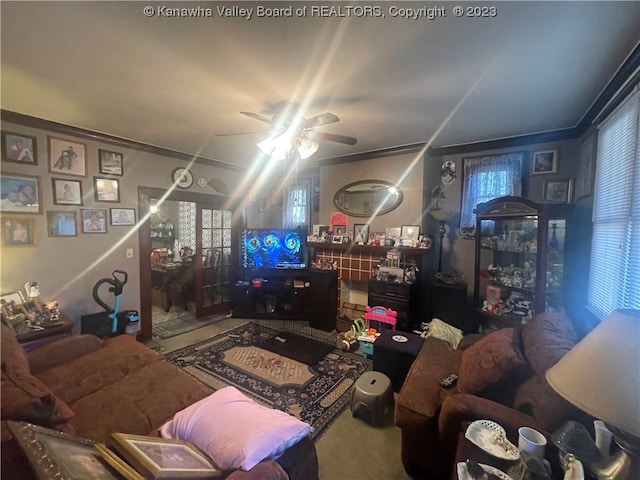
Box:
460, 152, 524, 231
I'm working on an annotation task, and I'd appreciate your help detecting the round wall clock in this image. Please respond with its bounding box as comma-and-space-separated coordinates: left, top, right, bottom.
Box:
171, 167, 193, 189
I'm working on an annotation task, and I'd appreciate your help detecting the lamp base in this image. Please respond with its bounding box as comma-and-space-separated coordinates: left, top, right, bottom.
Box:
593, 438, 639, 480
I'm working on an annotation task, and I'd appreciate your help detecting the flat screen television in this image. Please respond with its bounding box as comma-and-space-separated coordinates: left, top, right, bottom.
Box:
241, 228, 308, 270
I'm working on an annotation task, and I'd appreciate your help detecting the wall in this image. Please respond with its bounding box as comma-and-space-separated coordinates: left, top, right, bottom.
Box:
0, 119, 247, 325
319, 151, 426, 237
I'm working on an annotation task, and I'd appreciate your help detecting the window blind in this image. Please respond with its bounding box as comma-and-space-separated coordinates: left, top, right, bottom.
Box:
284, 181, 310, 228
588, 90, 640, 318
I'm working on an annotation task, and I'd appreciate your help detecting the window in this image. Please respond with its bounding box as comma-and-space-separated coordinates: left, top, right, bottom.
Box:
283, 180, 310, 228
588, 90, 640, 319
460, 152, 524, 233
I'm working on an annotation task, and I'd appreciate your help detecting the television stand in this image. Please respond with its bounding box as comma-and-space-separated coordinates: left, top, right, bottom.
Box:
231, 269, 337, 331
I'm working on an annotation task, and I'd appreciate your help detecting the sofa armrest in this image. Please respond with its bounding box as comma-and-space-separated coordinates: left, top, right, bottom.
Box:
438, 394, 551, 450
27, 335, 104, 374
456, 333, 484, 351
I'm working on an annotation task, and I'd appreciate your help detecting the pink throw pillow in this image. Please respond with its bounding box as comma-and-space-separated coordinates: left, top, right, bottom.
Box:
160, 386, 312, 471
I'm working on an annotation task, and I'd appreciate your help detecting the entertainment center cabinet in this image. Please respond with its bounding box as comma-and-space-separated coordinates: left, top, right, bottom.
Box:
231, 269, 337, 331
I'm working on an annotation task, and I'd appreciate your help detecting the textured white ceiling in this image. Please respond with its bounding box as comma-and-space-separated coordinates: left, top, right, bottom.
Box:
2, 1, 639, 169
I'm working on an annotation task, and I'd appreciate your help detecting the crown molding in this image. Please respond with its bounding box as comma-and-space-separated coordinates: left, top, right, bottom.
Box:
0, 110, 244, 172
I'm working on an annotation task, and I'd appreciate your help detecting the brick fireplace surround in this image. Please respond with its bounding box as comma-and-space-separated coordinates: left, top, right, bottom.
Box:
309, 243, 431, 317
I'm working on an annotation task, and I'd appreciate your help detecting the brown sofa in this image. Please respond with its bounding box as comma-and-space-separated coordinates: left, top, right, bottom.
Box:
1, 324, 318, 480
395, 310, 592, 479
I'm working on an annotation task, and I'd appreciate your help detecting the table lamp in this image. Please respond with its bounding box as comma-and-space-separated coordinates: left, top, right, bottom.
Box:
546, 309, 640, 479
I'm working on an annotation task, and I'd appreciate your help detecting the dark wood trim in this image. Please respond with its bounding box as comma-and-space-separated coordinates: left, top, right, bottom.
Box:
1, 110, 244, 172
426, 129, 576, 157
319, 143, 427, 166
580, 42, 640, 131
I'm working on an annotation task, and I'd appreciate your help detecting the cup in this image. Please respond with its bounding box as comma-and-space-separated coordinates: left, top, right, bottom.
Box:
593, 420, 613, 458
518, 426, 547, 459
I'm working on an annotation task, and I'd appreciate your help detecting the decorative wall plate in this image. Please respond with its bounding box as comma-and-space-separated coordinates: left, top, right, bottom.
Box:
171, 167, 193, 189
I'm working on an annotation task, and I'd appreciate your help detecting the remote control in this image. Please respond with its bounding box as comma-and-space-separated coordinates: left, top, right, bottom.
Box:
441, 373, 458, 388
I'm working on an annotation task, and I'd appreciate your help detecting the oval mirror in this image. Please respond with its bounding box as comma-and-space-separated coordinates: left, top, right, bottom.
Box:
333, 180, 403, 217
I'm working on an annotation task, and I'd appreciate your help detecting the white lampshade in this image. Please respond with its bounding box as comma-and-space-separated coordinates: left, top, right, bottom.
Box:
257, 133, 292, 161
546, 309, 640, 438
297, 137, 319, 159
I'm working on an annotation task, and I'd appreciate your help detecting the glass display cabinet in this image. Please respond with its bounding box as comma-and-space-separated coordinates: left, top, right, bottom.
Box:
473, 196, 573, 328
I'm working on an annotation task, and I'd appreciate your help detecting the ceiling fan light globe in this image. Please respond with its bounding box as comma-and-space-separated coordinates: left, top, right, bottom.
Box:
298, 139, 319, 159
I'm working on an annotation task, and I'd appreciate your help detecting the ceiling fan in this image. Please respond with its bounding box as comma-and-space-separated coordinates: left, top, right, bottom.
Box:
218, 110, 357, 160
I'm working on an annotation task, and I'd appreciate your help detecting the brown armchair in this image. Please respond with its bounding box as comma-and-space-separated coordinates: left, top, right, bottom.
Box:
395, 310, 592, 479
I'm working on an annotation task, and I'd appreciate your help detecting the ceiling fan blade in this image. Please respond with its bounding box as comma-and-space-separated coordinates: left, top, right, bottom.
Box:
313, 131, 358, 145
240, 111, 275, 125
303, 112, 340, 129
215, 132, 266, 136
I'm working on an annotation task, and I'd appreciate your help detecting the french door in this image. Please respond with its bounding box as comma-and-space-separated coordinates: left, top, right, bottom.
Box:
138, 186, 241, 341
196, 206, 233, 317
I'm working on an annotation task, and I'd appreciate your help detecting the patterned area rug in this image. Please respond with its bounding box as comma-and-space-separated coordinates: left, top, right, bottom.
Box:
165, 323, 371, 439
152, 307, 229, 339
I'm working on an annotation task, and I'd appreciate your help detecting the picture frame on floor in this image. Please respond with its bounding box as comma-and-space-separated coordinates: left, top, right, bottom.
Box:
110, 433, 221, 479
7, 421, 122, 480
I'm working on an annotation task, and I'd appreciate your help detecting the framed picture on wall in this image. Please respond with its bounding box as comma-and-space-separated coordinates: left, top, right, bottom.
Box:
1, 131, 37, 164
52, 178, 83, 206
0, 173, 42, 214
543, 178, 573, 203
48, 136, 87, 177
1, 217, 36, 247
531, 150, 558, 175
93, 177, 120, 203
110, 208, 136, 226
46, 211, 78, 237
81, 209, 107, 233
576, 135, 596, 199
98, 149, 124, 176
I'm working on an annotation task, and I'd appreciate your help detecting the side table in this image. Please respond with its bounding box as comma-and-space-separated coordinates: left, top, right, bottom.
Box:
451, 426, 563, 480
373, 330, 424, 392
16, 314, 74, 352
